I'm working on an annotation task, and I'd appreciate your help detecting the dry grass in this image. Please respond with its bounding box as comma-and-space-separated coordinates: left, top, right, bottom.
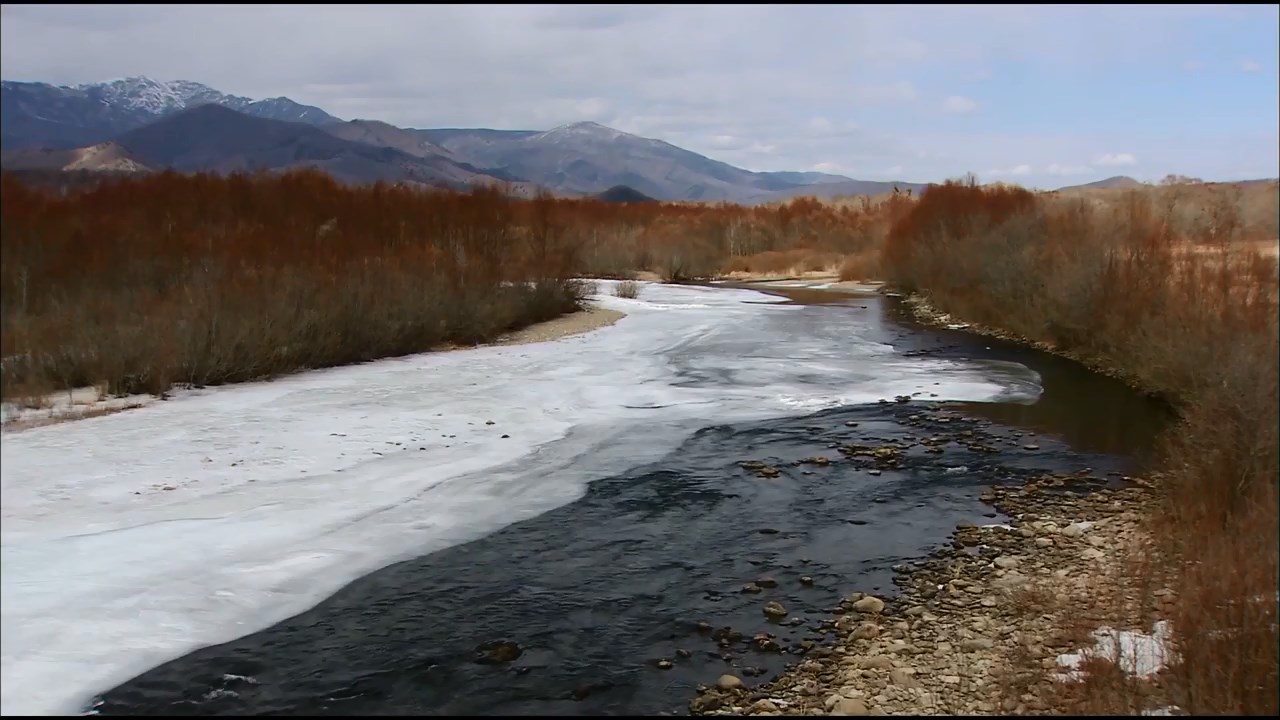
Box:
2, 401, 146, 432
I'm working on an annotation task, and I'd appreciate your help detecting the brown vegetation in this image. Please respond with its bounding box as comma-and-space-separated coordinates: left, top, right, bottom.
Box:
0, 171, 911, 400
0, 170, 588, 398
884, 178, 1279, 715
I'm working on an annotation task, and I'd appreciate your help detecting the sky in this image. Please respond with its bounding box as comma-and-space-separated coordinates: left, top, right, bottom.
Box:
1, 4, 1277, 188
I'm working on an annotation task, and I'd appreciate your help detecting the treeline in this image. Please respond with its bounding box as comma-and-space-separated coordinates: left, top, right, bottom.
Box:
0, 170, 592, 398
3, 169, 1273, 404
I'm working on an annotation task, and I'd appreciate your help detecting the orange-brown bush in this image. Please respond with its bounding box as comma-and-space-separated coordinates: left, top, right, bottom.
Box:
884, 179, 1280, 715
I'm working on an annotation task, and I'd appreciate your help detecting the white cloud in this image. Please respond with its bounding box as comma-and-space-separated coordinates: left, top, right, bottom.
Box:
885, 164, 905, 175
1047, 163, 1092, 176
942, 95, 978, 113
811, 162, 844, 173
1095, 152, 1137, 166
1240, 59, 1261, 73
710, 134, 739, 148
987, 164, 1033, 176
808, 116, 833, 132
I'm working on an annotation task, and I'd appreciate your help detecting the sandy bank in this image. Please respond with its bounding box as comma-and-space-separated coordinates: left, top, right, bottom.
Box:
487, 304, 625, 346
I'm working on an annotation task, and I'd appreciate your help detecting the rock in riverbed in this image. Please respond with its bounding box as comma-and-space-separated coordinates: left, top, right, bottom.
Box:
852, 595, 885, 614
764, 601, 789, 619
717, 674, 745, 690
474, 640, 522, 664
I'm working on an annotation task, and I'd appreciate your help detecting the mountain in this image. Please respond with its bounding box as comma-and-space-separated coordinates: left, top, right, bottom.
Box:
1, 76, 932, 203
24, 104, 511, 188
756, 170, 857, 186
0, 76, 339, 151
323, 119, 457, 161
418, 121, 869, 203
1056, 175, 1145, 192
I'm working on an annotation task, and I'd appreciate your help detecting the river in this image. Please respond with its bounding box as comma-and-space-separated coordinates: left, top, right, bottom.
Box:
82, 283, 1168, 716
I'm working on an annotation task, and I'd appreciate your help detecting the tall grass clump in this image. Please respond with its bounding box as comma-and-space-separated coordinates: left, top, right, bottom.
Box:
612, 280, 640, 299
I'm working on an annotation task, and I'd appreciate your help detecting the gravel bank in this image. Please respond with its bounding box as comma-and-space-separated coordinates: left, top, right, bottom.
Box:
689, 474, 1174, 716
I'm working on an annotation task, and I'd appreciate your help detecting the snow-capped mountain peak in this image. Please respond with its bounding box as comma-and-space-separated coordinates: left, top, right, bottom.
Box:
533, 121, 629, 141
58, 77, 333, 121
75, 76, 239, 115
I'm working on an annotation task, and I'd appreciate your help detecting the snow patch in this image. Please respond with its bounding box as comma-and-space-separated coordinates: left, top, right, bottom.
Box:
1054, 620, 1175, 682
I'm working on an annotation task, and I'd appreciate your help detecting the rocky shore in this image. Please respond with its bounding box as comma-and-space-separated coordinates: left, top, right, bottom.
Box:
689, 473, 1174, 716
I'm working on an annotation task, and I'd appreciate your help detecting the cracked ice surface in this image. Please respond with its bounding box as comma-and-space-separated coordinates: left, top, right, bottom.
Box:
1, 281, 1042, 715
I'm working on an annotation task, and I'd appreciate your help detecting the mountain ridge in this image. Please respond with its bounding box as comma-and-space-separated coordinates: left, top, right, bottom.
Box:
30, 103, 527, 190
7, 75, 1222, 202
0, 76, 340, 151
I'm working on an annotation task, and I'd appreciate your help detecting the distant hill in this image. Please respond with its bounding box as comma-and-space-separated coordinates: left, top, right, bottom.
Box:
1235, 178, 1279, 188
0, 141, 150, 173
323, 119, 458, 161
0, 104, 514, 189
593, 185, 658, 203
419, 121, 873, 203
1056, 175, 1145, 191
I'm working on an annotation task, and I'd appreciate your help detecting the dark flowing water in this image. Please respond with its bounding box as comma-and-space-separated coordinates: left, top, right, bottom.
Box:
92, 288, 1170, 716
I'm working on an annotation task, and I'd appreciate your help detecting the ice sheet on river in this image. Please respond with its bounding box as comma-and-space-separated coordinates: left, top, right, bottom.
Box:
0, 281, 1042, 715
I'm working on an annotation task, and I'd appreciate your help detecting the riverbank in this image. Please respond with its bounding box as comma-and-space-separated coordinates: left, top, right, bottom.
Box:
895, 293, 1165, 402
0, 302, 626, 433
